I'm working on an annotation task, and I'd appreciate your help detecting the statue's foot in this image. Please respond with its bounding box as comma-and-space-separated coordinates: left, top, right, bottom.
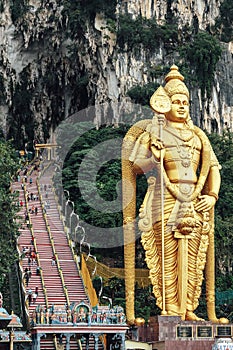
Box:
167, 310, 180, 316
209, 317, 229, 324
185, 311, 204, 321
218, 317, 229, 324
166, 304, 182, 317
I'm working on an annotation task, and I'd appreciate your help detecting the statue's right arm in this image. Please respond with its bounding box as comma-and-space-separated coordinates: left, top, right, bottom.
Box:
129, 131, 154, 174
133, 156, 154, 174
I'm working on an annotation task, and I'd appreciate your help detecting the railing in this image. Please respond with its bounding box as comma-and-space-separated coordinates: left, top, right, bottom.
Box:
43, 213, 70, 307
16, 177, 32, 329
33, 235, 49, 310
51, 169, 99, 307
50, 170, 94, 304
77, 339, 83, 349
18, 248, 30, 328
37, 167, 71, 308
38, 161, 99, 308
17, 170, 49, 327
53, 335, 59, 350
24, 176, 49, 310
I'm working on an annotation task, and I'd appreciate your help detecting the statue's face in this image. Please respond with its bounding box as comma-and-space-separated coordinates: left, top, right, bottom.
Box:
165, 94, 189, 123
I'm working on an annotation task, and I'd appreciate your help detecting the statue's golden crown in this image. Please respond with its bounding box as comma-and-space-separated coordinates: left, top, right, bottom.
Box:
164, 64, 189, 98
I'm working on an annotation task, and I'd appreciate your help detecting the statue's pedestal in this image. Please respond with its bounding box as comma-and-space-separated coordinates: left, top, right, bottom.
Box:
137, 316, 233, 350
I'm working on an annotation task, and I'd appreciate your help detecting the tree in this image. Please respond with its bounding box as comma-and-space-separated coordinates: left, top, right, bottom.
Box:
127, 82, 160, 106
0, 139, 21, 289
214, 0, 233, 42
60, 124, 130, 249
180, 31, 222, 99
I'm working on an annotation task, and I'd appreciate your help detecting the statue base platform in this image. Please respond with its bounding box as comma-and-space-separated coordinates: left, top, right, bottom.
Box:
136, 315, 233, 350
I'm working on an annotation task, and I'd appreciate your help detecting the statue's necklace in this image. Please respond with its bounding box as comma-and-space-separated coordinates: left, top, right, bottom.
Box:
179, 144, 194, 168
164, 125, 195, 167
164, 124, 194, 142
177, 128, 194, 142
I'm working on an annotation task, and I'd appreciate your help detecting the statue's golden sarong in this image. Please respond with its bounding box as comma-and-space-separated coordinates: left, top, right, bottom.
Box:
141, 183, 209, 319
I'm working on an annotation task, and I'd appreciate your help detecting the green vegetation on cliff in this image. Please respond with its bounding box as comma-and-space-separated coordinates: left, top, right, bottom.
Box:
10, 0, 29, 23
180, 31, 222, 99
0, 140, 21, 290
62, 0, 117, 39
117, 15, 179, 53
214, 0, 233, 42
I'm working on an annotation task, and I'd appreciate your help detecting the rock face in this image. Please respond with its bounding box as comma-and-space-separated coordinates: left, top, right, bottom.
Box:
0, 0, 232, 148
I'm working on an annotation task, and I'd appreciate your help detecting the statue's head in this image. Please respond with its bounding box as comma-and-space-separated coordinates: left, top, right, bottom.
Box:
163, 65, 190, 124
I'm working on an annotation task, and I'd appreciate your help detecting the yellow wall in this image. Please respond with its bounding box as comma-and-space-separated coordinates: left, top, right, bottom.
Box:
125, 340, 152, 350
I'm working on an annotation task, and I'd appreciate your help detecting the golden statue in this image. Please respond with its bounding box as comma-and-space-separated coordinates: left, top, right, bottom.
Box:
122, 65, 228, 324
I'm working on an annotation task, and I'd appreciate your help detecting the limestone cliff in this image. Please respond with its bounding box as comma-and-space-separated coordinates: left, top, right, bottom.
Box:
0, 0, 232, 149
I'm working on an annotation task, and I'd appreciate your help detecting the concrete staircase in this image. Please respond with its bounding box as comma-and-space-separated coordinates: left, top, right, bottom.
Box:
13, 162, 101, 349
39, 163, 89, 306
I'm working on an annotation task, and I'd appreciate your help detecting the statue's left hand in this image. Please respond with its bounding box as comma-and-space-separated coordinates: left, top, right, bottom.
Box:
195, 195, 216, 212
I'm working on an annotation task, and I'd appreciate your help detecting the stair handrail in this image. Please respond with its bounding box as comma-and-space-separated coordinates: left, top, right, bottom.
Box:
32, 236, 49, 310
43, 206, 71, 309
24, 175, 49, 310
17, 175, 48, 326
77, 339, 83, 349
53, 334, 59, 350
51, 183, 95, 305
14, 160, 48, 327
50, 172, 98, 307
50, 179, 83, 274
17, 246, 30, 325
36, 176, 71, 308
16, 178, 31, 327
38, 162, 98, 308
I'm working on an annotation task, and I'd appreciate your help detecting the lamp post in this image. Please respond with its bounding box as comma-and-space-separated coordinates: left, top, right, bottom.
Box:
64, 189, 69, 200
65, 199, 74, 233
79, 226, 88, 254
9, 329, 14, 350
7, 312, 23, 350
70, 213, 79, 242
63, 189, 69, 216
69, 201, 75, 229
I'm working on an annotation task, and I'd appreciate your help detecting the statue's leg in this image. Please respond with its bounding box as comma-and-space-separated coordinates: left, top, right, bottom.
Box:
186, 216, 207, 321
144, 189, 182, 316
153, 207, 180, 315
163, 227, 180, 315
